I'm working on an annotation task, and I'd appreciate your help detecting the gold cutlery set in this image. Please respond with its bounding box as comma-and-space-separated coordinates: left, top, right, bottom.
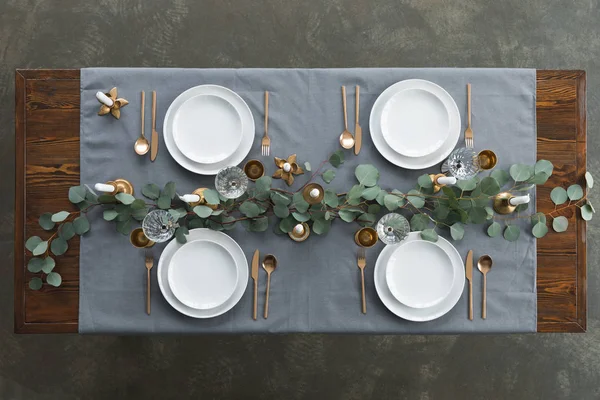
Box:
135, 91, 159, 160
145, 251, 154, 315
261, 91, 271, 156
252, 249, 278, 320
465, 83, 474, 148
357, 249, 367, 314
465, 250, 493, 320
339, 85, 362, 154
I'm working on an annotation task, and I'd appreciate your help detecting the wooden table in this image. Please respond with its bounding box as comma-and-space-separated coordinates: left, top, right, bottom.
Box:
14, 70, 587, 333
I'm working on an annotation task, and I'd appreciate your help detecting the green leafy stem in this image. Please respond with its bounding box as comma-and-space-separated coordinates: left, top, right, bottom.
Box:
25, 150, 594, 290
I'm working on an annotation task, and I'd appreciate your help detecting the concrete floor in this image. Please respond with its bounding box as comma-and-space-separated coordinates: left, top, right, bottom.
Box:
1, 0, 599, 399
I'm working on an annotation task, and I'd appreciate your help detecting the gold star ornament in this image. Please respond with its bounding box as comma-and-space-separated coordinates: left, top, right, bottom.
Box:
272, 154, 304, 186
97, 87, 129, 119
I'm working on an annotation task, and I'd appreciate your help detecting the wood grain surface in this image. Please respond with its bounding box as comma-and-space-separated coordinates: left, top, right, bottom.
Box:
14, 69, 587, 333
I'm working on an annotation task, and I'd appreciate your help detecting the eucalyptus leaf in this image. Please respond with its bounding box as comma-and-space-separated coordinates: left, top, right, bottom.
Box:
157, 195, 171, 210
175, 226, 189, 244
442, 186, 457, 200
368, 204, 381, 214
39, 213, 55, 230
581, 204, 594, 221
585, 171, 594, 189
193, 205, 213, 218
550, 187, 568, 205
355, 164, 380, 187
375, 190, 388, 206
42, 257, 55, 274
273, 204, 290, 218
292, 192, 310, 213
59, 222, 76, 240
29, 277, 43, 290
485, 206, 494, 220
567, 184, 583, 201
357, 213, 376, 227
479, 177, 501, 196
46, 272, 62, 287
420, 229, 438, 242
410, 214, 429, 231
503, 225, 520, 242
552, 215, 569, 232
115, 192, 135, 205
417, 174, 433, 189
450, 223, 465, 241
50, 237, 68, 255
142, 184, 161, 200
457, 178, 478, 191
255, 176, 272, 193
532, 222, 548, 238
531, 212, 547, 225
347, 184, 365, 204
490, 170, 510, 187
361, 186, 381, 201
73, 215, 90, 235
169, 208, 187, 220
116, 219, 131, 235
68, 185, 86, 204
32, 240, 48, 256
131, 199, 146, 210
27, 257, 44, 273
322, 170, 336, 183
534, 159, 554, 176
433, 205, 449, 220
279, 216, 296, 233
163, 182, 176, 199
529, 172, 549, 185
98, 194, 117, 204
324, 190, 339, 208
248, 216, 269, 232
589, 202, 595, 213
510, 164, 534, 182
468, 207, 488, 224
51, 211, 70, 223
304, 162, 312, 172
407, 189, 425, 208
384, 194, 401, 211
338, 209, 357, 223
324, 211, 332, 220
313, 218, 331, 235
329, 150, 344, 167
202, 189, 220, 205
487, 221, 501, 237
188, 218, 205, 229
103, 209, 119, 221
292, 212, 311, 222
211, 209, 223, 216
271, 192, 291, 206
221, 216, 237, 231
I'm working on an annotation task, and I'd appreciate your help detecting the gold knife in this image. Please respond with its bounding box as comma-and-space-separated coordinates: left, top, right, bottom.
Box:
150, 91, 158, 161
465, 250, 473, 321
354, 85, 362, 155
251, 249, 259, 320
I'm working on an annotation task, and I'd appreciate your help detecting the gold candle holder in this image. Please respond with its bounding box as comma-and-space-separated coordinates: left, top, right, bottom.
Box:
354, 227, 378, 248
428, 174, 448, 193
289, 222, 310, 242
302, 183, 324, 205
478, 150, 498, 171
130, 228, 155, 248
493, 192, 517, 214
106, 178, 134, 195
244, 159, 265, 181
188, 188, 218, 210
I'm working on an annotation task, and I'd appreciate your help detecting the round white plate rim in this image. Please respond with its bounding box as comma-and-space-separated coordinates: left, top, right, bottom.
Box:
167, 238, 239, 310
164, 85, 255, 175
380, 86, 450, 157
157, 228, 248, 318
374, 232, 465, 322
173, 93, 243, 164
385, 239, 455, 309
369, 79, 461, 170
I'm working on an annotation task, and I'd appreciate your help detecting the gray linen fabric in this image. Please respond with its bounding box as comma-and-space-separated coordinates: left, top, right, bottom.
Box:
79, 68, 536, 334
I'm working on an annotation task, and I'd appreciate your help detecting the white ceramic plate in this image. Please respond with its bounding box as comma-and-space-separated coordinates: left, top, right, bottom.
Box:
173, 94, 243, 164
374, 232, 465, 322
370, 79, 461, 170
164, 85, 255, 175
167, 239, 239, 310
380, 87, 450, 157
385, 239, 455, 309
157, 229, 248, 318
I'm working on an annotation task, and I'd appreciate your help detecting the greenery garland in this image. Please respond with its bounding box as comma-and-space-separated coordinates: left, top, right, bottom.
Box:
25, 149, 594, 290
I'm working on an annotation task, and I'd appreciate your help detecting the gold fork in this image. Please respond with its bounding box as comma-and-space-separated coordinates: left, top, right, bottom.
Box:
261, 91, 270, 156
357, 248, 367, 314
145, 250, 154, 315
465, 83, 474, 148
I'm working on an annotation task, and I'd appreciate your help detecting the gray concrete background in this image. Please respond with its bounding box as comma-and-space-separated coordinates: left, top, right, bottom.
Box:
0, 0, 598, 399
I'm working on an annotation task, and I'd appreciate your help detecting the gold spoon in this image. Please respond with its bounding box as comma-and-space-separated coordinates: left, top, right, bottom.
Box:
339, 86, 355, 149
477, 255, 493, 319
134, 91, 150, 155
262, 254, 278, 319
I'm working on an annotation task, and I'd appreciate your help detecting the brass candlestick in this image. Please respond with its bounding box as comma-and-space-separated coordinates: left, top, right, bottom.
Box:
97, 87, 129, 119
188, 188, 218, 210
493, 192, 517, 214
428, 173, 448, 193
289, 222, 310, 242
302, 183, 324, 205
106, 178, 134, 195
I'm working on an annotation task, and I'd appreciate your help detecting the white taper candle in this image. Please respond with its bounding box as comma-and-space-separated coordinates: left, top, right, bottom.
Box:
96, 91, 114, 107
509, 194, 530, 206
309, 188, 321, 198
437, 176, 457, 185
179, 194, 201, 203
94, 183, 116, 193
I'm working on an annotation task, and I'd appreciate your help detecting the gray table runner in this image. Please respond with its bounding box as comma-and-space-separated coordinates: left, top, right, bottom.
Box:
80, 68, 536, 334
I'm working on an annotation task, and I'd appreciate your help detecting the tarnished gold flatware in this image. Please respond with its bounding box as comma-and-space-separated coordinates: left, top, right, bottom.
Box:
262, 254, 278, 319
339, 86, 355, 149
477, 254, 493, 319
261, 91, 270, 156
251, 249, 259, 320
354, 85, 362, 155
357, 248, 367, 314
465, 250, 473, 320
135, 91, 150, 155
465, 84, 474, 148
150, 91, 158, 161
145, 250, 154, 315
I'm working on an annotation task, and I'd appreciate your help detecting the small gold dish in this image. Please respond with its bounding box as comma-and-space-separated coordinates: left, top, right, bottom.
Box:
289, 222, 310, 242
130, 228, 155, 248
478, 150, 498, 171
355, 227, 378, 248
302, 183, 324, 205
244, 159, 265, 181
106, 178, 134, 195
